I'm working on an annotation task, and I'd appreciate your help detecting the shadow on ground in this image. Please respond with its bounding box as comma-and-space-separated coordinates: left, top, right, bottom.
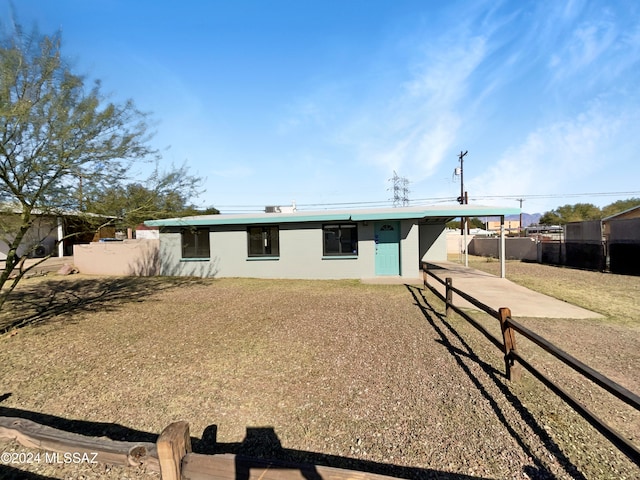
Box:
0, 276, 208, 334
0, 400, 488, 480
0, 282, 593, 479
0, 465, 60, 480
405, 284, 586, 480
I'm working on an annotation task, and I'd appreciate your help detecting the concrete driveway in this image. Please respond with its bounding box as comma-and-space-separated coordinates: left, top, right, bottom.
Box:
422, 261, 604, 319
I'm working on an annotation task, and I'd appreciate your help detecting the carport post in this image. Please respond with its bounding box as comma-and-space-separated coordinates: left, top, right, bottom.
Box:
445, 277, 453, 318
500, 216, 506, 278
463, 217, 468, 267
57, 216, 64, 258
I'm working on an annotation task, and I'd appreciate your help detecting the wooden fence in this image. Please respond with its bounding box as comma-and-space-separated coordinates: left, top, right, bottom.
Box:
421, 262, 640, 467
0, 417, 398, 480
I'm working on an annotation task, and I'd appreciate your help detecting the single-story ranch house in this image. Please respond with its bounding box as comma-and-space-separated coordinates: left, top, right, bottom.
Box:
145, 204, 520, 280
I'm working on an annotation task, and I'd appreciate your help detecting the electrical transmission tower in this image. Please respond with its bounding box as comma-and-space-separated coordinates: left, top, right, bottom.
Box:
388, 171, 410, 207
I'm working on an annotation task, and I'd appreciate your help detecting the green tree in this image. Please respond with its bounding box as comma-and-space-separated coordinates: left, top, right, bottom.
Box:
539, 203, 602, 225
446, 217, 485, 229
0, 24, 157, 309
600, 197, 640, 218
85, 163, 217, 230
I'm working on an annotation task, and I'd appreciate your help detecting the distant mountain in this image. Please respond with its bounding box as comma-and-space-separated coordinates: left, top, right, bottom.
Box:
506, 213, 541, 227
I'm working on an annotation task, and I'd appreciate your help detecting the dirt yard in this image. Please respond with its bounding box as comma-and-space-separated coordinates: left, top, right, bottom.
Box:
0, 263, 638, 479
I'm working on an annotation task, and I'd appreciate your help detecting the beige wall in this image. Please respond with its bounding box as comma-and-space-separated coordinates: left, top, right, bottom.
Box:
446, 231, 474, 254
73, 239, 159, 276
486, 219, 520, 232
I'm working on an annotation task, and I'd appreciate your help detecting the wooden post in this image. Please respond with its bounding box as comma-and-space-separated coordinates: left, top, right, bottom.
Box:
445, 277, 453, 318
157, 421, 191, 480
499, 307, 521, 382
422, 263, 428, 287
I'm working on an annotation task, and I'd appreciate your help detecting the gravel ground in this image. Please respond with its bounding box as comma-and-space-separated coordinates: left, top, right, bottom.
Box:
0, 273, 638, 479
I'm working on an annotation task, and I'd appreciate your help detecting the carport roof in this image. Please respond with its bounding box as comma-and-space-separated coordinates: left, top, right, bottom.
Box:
145, 204, 520, 227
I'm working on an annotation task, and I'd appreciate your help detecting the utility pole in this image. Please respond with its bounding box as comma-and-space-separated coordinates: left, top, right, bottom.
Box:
456, 150, 469, 267
457, 150, 467, 205
516, 198, 524, 236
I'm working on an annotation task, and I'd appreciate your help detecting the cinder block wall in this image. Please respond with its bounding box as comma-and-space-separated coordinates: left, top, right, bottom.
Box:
73, 240, 160, 276
469, 237, 537, 261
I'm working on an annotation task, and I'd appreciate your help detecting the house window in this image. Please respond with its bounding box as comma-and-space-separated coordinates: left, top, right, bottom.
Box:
323, 224, 358, 256
181, 228, 210, 259
248, 226, 279, 257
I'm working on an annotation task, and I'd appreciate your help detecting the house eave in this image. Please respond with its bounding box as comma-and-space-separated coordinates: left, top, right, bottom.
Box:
144, 204, 521, 228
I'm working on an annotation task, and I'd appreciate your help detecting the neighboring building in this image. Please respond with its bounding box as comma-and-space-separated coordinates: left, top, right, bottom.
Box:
0, 214, 62, 260
602, 205, 640, 275
145, 204, 520, 280
602, 205, 640, 237
529, 206, 640, 274
524, 224, 563, 238
0, 207, 115, 260
135, 224, 160, 240
486, 219, 520, 234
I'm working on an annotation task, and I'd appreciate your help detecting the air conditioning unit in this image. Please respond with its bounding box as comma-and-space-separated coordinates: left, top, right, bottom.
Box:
32, 244, 48, 258
265, 203, 297, 213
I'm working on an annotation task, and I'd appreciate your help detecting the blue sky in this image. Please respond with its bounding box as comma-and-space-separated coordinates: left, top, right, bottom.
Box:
4, 0, 640, 214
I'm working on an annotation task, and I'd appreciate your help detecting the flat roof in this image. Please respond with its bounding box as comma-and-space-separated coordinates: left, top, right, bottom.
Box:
145, 204, 521, 227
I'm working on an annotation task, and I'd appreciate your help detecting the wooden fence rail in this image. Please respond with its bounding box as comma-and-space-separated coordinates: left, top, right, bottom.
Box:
0, 417, 399, 480
0, 416, 159, 470
421, 262, 640, 467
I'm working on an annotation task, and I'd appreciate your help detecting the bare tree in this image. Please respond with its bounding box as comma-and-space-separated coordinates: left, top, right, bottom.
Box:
0, 22, 157, 309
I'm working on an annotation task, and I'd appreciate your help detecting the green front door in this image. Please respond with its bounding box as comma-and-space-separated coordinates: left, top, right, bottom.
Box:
375, 222, 400, 275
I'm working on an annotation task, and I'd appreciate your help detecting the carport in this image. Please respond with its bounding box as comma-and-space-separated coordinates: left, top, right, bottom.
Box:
409, 204, 521, 278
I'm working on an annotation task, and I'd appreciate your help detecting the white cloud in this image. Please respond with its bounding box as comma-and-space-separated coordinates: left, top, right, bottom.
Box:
549, 19, 618, 82
353, 32, 489, 180
468, 100, 633, 208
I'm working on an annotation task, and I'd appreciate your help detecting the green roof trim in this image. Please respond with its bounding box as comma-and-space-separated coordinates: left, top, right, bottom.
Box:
144, 205, 521, 227
145, 212, 352, 227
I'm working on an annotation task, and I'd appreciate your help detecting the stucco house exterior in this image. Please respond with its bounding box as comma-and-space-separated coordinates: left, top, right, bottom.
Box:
0, 208, 115, 261
145, 204, 520, 280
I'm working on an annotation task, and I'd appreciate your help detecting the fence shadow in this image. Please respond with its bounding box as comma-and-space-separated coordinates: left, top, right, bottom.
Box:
0, 465, 59, 480
0, 401, 157, 443
0, 402, 488, 480
0, 275, 208, 334
405, 284, 586, 480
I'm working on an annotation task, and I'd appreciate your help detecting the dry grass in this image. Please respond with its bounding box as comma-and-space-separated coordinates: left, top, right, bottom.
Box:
0, 269, 639, 479
462, 255, 639, 324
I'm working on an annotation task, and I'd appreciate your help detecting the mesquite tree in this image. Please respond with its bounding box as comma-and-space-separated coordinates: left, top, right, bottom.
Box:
0, 25, 156, 309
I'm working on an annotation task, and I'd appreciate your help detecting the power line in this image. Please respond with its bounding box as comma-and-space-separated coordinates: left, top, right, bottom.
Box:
212, 191, 640, 212
466, 191, 640, 201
